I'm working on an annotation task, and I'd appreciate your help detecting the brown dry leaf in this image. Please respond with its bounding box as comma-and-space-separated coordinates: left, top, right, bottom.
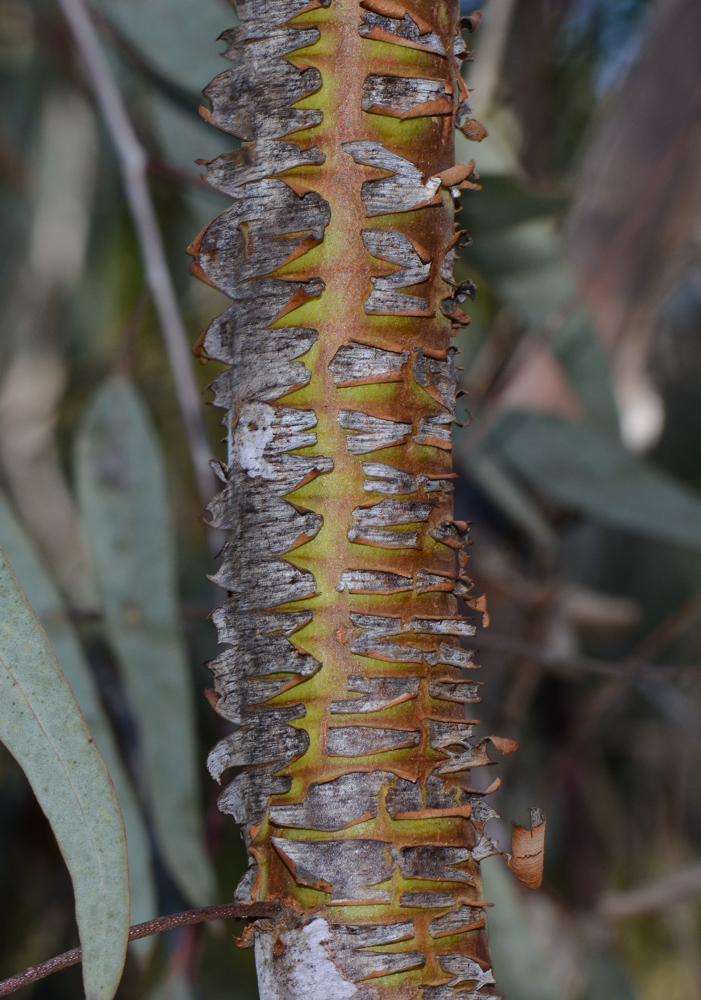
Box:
489, 734, 519, 755
462, 11, 482, 32
507, 807, 546, 890
458, 118, 488, 142
436, 161, 476, 186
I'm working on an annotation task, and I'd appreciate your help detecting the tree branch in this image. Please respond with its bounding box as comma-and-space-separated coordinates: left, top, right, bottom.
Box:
0, 902, 281, 998
56, 0, 217, 512
475, 629, 701, 682
599, 862, 701, 919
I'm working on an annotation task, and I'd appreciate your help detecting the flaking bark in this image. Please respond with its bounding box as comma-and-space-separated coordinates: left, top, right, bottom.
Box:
190, 0, 526, 997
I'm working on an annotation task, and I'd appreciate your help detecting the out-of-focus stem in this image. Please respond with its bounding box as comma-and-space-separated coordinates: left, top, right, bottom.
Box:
57, 0, 216, 512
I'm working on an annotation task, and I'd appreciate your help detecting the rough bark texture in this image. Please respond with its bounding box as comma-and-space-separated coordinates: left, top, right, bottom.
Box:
192, 1, 510, 997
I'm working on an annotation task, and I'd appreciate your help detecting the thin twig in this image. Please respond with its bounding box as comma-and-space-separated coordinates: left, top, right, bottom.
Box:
599, 862, 701, 919
475, 630, 701, 682
57, 0, 216, 512
465, 0, 517, 119
0, 902, 281, 998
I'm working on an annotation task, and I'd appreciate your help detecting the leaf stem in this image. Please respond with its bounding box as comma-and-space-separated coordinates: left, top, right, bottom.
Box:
56, 0, 217, 513
0, 902, 281, 998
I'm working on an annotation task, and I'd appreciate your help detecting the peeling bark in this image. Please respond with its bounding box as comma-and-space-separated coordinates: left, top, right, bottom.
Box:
193, 1, 517, 996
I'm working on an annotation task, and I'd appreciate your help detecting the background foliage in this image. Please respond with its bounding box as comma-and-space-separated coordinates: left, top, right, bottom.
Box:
2, 0, 701, 998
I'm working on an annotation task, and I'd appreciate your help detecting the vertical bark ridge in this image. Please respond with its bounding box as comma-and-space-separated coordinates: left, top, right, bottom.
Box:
192, 1, 508, 997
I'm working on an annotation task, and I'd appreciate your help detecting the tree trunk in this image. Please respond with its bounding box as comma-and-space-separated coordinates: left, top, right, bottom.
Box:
190, 1, 506, 996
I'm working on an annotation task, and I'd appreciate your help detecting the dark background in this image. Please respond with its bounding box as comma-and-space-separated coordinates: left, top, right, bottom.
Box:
1, 0, 701, 998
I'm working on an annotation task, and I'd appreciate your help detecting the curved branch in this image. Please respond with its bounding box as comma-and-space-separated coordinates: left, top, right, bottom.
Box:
56, 0, 217, 512
0, 902, 281, 998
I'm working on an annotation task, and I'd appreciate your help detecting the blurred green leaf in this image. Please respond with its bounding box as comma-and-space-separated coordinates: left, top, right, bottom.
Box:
481, 411, 701, 549
549, 309, 619, 434
0, 546, 129, 1000
0, 492, 157, 942
481, 857, 563, 1000
92, 0, 236, 92
469, 219, 575, 329
582, 951, 639, 1000
76, 376, 215, 907
147, 968, 195, 1000
460, 171, 620, 432
462, 174, 567, 236
463, 448, 558, 550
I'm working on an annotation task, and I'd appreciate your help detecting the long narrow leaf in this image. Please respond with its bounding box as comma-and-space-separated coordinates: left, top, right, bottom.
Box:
481, 857, 563, 1000
482, 411, 701, 549
0, 492, 157, 939
76, 376, 215, 906
0, 548, 129, 1000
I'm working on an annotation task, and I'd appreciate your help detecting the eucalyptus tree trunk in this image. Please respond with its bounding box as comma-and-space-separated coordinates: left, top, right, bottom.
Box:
190, 1, 513, 997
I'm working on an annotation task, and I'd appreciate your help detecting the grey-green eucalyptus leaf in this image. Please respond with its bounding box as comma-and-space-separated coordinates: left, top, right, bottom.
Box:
0, 492, 157, 944
462, 449, 558, 551
91, 0, 236, 91
483, 411, 701, 549
76, 376, 215, 906
481, 857, 563, 1000
0, 547, 129, 1000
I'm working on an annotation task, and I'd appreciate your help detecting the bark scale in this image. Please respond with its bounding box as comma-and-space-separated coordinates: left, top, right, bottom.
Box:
190, 1, 511, 997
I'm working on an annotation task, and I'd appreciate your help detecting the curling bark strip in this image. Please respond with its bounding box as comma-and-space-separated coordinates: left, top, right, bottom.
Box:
191, 1, 510, 997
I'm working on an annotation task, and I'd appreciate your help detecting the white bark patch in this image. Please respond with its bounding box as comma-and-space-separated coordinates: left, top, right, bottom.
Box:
272, 838, 394, 902
362, 75, 452, 117
343, 141, 443, 216
400, 891, 455, 908
429, 905, 485, 938
329, 342, 408, 385
468, 796, 500, 824
396, 845, 473, 883
329, 921, 424, 980
205, 0, 325, 143
348, 613, 445, 663
471, 832, 501, 861
255, 917, 359, 1000
330, 675, 421, 713
273, 838, 478, 902
338, 409, 412, 454
429, 679, 482, 704
198, 179, 330, 294
415, 569, 455, 593
386, 771, 470, 817
233, 402, 333, 495
269, 771, 396, 831
327, 725, 420, 756
428, 721, 475, 750
348, 498, 431, 548
203, 140, 325, 195
207, 706, 309, 781
351, 498, 433, 526
347, 526, 419, 548
336, 569, 412, 594
358, 7, 446, 56
429, 519, 469, 547
209, 326, 316, 405
361, 461, 454, 496
217, 767, 291, 826
440, 244, 459, 284
213, 557, 317, 610
433, 643, 476, 668
432, 738, 495, 776
413, 347, 459, 413
436, 955, 496, 991
410, 617, 477, 637
361, 228, 431, 314
202, 278, 323, 357
414, 412, 453, 450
